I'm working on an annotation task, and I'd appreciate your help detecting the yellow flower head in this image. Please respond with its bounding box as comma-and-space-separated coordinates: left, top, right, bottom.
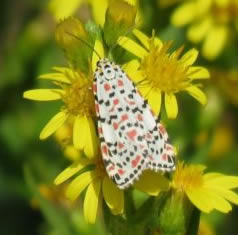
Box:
172, 162, 238, 213
54, 155, 124, 224
118, 29, 209, 119
171, 0, 238, 60
23, 40, 106, 158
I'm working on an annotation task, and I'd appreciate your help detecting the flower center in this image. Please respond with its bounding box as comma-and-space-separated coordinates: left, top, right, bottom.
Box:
172, 162, 204, 191
62, 71, 95, 117
140, 40, 191, 93
212, 1, 238, 24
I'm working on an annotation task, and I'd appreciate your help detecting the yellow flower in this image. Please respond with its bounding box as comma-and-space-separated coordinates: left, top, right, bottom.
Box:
171, 162, 238, 213
54, 153, 170, 223
54, 155, 124, 223
118, 29, 209, 119
23, 40, 106, 158
171, 0, 238, 60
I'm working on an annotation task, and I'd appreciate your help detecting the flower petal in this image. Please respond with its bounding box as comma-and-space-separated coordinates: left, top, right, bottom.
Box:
38, 73, 71, 84
118, 36, 148, 59
134, 170, 170, 196
102, 176, 124, 214
73, 116, 98, 158
171, 2, 196, 26
187, 17, 212, 43
40, 111, 68, 139
123, 60, 144, 83
23, 89, 64, 101
73, 115, 85, 149
186, 189, 213, 213
185, 86, 207, 105
202, 26, 228, 60
204, 174, 238, 189
54, 158, 91, 185
89, 0, 108, 26
66, 171, 97, 201
133, 29, 150, 50
165, 93, 178, 119
147, 90, 161, 116
187, 188, 232, 213
48, 0, 83, 20
210, 187, 238, 205
187, 66, 210, 79
84, 178, 102, 224
85, 117, 99, 158
181, 48, 198, 66
92, 40, 105, 72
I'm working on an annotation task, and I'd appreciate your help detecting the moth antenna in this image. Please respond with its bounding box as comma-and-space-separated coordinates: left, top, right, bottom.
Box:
66, 31, 102, 60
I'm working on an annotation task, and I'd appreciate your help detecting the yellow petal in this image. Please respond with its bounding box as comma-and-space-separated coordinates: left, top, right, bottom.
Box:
89, 0, 108, 26
73, 115, 85, 149
48, 0, 83, 20
118, 36, 148, 59
133, 29, 150, 50
123, 60, 144, 83
181, 48, 198, 66
39, 73, 71, 84
147, 90, 161, 116
204, 174, 238, 189
40, 111, 68, 139
64, 145, 83, 161
84, 117, 99, 158
66, 171, 97, 201
187, 188, 232, 213
92, 40, 105, 72
171, 3, 196, 26
54, 158, 91, 185
202, 26, 228, 60
188, 66, 210, 79
185, 86, 207, 105
102, 177, 124, 214
187, 17, 212, 43
84, 178, 102, 224
134, 170, 170, 196
23, 89, 64, 101
209, 187, 238, 205
165, 93, 178, 119
186, 189, 213, 213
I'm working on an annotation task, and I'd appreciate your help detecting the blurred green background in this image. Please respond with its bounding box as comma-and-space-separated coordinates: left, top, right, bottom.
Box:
1, 0, 238, 234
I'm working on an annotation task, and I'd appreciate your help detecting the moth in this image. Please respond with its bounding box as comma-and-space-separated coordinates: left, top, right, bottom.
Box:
93, 58, 176, 189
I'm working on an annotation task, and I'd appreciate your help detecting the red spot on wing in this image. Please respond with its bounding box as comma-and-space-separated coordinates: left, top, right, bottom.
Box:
149, 155, 154, 160
113, 99, 119, 105
137, 114, 143, 121
118, 142, 124, 149
98, 127, 103, 134
95, 103, 99, 113
131, 155, 141, 168
104, 83, 111, 91
93, 84, 97, 92
159, 125, 167, 135
102, 145, 108, 155
166, 145, 173, 151
108, 166, 115, 172
162, 154, 167, 161
121, 114, 128, 121
113, 122, 119, 130
118, 79, 123, 86
118, 169, 125, 175
127, 129, 137, 141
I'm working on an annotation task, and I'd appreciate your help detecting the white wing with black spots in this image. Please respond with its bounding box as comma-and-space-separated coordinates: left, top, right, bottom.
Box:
93, 58, 176, 189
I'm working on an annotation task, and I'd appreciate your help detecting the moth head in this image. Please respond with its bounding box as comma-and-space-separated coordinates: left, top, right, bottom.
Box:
97, 59, 116, 80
